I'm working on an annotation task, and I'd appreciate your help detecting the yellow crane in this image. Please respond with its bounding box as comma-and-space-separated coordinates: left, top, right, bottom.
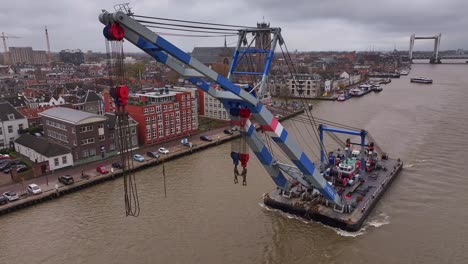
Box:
1, 32, 21, 65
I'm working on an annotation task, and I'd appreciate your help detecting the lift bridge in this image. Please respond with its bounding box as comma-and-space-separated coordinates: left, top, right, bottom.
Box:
99, 10, 346, 205
409, 33, 468, 63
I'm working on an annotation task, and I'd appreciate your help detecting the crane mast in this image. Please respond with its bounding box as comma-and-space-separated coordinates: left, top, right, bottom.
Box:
99, 10, 342, 206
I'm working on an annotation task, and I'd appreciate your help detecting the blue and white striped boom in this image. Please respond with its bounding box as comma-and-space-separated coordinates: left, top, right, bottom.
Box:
99, 11, 342, 205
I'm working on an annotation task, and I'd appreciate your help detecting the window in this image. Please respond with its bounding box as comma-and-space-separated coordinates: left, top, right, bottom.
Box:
131, 128, 136, 134
54, 158, 59, 166
62, 156, 67, 164
146, 131, 151, 139
81, 138, 95, 145
18, 124, 23, 131
0, 127, 2, 135
7, 126, 13, 133
82, 150, 89, 158
152, 116, 156, 124
89, 149, 96, 156
110, 133, 115, 138
109, 143, 115, 151
145, 117, 150, 124
144, 108, 149, 114
80, 125, 93, 132
0, 139, 4, 148
7, 114, 14, 120
99, 135, 105, 141
98, 124, 104, 129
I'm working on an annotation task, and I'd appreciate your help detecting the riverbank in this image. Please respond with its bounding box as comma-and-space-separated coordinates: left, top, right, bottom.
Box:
0, 107, 303, 216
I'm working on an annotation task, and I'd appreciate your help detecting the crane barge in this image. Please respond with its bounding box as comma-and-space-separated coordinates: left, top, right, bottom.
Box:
99, 7, 402, 231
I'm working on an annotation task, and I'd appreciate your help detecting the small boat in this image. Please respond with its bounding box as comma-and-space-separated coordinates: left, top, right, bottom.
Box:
410, 77, 433, 84
400, 70, 409, 75
337, 95, 346, 101
372, 84, 383, 92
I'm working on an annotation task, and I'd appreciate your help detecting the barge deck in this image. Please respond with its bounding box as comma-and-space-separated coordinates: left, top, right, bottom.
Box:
264, 157, 403, 231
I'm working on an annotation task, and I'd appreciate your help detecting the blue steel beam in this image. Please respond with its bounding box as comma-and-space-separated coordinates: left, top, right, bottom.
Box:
99, 10, 341, 205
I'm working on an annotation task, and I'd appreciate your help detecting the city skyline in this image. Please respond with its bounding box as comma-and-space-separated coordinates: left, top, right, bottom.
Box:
0, 0, 467, 53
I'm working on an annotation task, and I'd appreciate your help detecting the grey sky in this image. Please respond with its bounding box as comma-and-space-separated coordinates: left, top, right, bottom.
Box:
1, 0, 466, 53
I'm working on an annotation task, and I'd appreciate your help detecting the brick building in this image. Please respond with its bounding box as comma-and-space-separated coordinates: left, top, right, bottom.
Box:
123, 87, 198, 145
39, 107, 115, 165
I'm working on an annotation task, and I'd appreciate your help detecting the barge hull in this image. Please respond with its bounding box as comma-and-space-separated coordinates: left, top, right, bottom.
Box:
264, 159, 403, 232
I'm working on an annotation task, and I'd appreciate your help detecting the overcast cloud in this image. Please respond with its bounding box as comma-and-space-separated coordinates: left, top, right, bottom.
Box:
1, 0, 466, 53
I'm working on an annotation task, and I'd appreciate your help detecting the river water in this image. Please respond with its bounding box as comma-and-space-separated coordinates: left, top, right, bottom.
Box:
1, 63, 467, 264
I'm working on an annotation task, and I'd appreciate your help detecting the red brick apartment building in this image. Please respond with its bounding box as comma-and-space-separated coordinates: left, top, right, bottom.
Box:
105, 87, 198, 146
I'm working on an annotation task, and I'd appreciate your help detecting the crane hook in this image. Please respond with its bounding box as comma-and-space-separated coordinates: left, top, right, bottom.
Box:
234, 166, 239, 184
241, 167, 247, 186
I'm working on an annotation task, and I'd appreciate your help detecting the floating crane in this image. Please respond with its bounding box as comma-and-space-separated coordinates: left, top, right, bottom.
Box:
1, 32, 20, 65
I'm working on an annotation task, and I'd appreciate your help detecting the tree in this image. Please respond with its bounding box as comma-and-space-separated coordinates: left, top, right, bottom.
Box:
125, 62, 146, 79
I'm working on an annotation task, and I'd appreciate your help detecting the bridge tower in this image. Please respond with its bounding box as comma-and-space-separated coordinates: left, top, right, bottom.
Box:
409, 33, 442, 64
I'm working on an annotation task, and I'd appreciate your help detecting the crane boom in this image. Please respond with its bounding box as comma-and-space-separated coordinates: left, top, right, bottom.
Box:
1, 32, 20, 65
99, 10, 342, 206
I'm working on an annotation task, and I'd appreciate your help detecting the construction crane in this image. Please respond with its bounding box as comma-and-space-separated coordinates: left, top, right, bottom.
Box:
99, 10, 342, 206
1, 32, 20, 65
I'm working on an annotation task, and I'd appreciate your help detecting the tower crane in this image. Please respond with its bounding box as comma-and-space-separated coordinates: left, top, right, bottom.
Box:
99, 9, 342, 207
1, 32, 20, 65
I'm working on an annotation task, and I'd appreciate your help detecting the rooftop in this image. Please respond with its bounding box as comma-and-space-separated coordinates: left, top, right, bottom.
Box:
0, 102, 26, 122
39, 107, 106, 125
15, 134, 70, 158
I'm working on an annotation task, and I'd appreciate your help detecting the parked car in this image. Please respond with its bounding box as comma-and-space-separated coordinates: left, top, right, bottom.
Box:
5, 165, 26, 174
147, 151, 160, 158
2, 160, 20, 172
158, 147, 169, 155
0, 154, 9, 160
133, 154, 145, 162
27, 184, 42, 195
0, 195, 7, 205
0, 161, 12, 171
3, 165, 15, 174
96, 165, 109, 174
200, 135, 213, 142
223, 129, 234, 135
16, 165, 28, 173
180, 138, 192, 148
3, 191, 18, 202
58, 175, 74, 185
112, 162, 123, 169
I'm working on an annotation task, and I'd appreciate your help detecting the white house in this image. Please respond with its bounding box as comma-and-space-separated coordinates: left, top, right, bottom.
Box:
288, 74, 322, 98
0, 102, 29, 149
15, 134, 73, 171
204, 91, 229, 120
339, 71, 350, 79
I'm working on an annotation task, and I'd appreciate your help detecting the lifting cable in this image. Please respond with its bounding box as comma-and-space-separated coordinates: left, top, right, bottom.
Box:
104, 22, 140, 217
278, 43, 329, 163
136, 19, 240, 32
133, 14, 257, 29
